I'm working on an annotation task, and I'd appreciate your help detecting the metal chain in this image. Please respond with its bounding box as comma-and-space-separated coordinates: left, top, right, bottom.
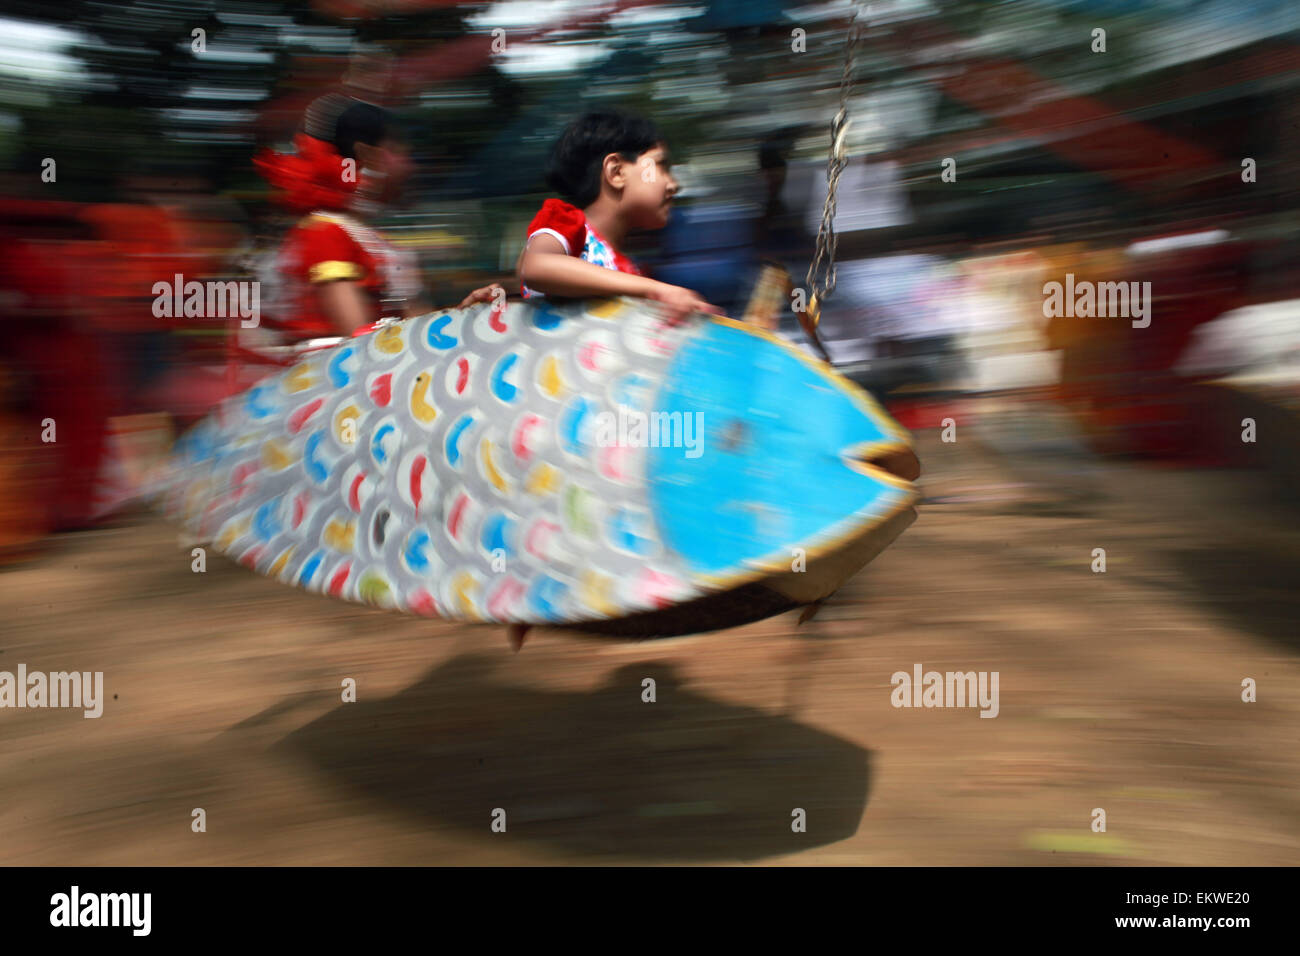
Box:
804, 1, 867, 349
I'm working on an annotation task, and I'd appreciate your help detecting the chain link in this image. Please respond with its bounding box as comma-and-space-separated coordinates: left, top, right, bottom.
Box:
805, 1, 868, 340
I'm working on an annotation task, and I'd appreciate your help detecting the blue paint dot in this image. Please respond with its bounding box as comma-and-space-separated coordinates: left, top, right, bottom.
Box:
304, 432, 330, 484
426, 314, 459, 350
559, 396, 592, 455
246, 385, 276, 419
531, 305, 565, 331
254, 500, 281, 541
298, 550, 324, 585
445, 415, 475, 467
404, 529, 431, 573
371, 422, 395, 465
490, 353, 520, 403
481, 512, 514, 557
527, 575, 568, 620
327, 347, 355, 388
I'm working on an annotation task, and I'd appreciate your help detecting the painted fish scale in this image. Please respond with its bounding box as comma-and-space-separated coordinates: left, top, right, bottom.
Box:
164, 297, 917, 627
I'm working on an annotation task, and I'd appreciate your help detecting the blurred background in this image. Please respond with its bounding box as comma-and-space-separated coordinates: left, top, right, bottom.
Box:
1, 0, 1299, 866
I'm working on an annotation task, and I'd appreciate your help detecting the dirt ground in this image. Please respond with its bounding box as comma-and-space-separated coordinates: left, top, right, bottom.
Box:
2, 429, 1298, 865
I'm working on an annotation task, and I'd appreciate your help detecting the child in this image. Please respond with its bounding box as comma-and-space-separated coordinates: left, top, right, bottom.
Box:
510, 110, 724, 324
255, 94, 421, 340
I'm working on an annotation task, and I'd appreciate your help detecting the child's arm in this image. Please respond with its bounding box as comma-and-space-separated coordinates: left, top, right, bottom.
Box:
518, 235, 724, 322
456, 282, 507, 309
316, 280, 374, 336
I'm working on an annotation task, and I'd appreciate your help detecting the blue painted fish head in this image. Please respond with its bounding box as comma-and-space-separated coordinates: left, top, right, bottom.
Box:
645, 318, 919, 582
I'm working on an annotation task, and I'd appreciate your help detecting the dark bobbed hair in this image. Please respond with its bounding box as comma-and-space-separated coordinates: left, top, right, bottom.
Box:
303, 93, 392, 160
545, 110, 663, 207
333, 101, 392, 160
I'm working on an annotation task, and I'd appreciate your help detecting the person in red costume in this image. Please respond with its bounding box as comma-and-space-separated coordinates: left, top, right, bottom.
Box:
254, 91, 426, 341
514, 110, 724, 324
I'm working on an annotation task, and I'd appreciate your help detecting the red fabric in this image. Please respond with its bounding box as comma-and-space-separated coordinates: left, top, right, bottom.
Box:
275, 217, 383, 338
254, 134, 362, 214
590, 222, 642, 277
520, 198, 642, 297
77, 204, 192, 332
525, 198, 587, 255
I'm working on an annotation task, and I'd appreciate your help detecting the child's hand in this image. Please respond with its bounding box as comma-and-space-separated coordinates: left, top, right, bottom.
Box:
457, 283, 506, 309
647, 281, 725, 326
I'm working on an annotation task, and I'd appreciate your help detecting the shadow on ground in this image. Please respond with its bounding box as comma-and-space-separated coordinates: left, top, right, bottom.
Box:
265, 652, 872, 861
1168, 544, 1300, 653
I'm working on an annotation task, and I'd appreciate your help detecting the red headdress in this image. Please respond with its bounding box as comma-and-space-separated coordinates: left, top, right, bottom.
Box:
253, 133, 362, 214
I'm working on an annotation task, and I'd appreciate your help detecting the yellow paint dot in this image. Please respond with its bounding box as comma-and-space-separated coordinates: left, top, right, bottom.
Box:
524, 462, 560, 496
581, 571, 617, 616
410, 373, 438, 423
268, 546, 295, 579
452, 571, 481, 620
480, 439, 510, 494
335, 404, 361, 442
285, 363, 315, 393
375, 325, 404, 354
323, 519, 356, 552
216, 516, 251, 551
587, 299, 625, 320
539, 355, 565, 398
262, 440, 293, 471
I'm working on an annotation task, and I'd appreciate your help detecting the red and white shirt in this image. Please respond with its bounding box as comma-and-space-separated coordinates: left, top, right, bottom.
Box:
270, 211, 419, 339
521, 198, 642, 298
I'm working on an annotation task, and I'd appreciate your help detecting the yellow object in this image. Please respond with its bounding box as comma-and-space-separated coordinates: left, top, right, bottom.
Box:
580, 571, 618, 617
216, 516, 251, 552
524, 462, 560, 496
587, 299, 626, 320
285, 364, 316, 393
335, 404, 361, 443
410, 373, 438, 423
539, 355, 565, 399
803, 293, 820, 328
741, 264, 789, 330
452, 571, 481, 620
323, 519, 355, 552
308, 261, 365, 284
375, 324, 404, 354
480, 439, 510, 494
268, 546, 295, 579
262, 440, 293, 472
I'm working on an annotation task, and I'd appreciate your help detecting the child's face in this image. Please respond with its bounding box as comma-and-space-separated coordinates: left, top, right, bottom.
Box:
618, 143, 678, 230
356, 138, 413, 203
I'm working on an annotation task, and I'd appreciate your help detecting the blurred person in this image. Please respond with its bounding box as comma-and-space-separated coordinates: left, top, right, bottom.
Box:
956, 240, 1113, 511
0, 201, 127, 550
254, 93, 422, 342
513, 110, 724, 324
